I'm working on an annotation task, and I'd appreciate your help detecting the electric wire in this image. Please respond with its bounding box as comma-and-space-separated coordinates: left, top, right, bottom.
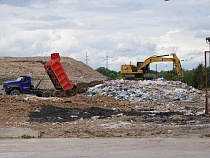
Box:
161, 44, 209, 71
182, 44, 208, 62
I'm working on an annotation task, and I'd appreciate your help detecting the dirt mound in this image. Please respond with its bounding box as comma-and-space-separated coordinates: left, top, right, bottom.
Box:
0, 56, 107, 88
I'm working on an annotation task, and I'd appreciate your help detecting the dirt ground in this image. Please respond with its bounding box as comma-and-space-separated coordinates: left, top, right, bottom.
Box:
1, 92, 210, 138
1, 56, 209, 139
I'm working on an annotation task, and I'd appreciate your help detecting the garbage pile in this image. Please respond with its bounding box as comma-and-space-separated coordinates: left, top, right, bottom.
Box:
86, 79, 205, 104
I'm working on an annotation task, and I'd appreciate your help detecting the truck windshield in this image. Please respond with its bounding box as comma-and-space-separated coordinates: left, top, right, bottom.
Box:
16, 77, 24, 81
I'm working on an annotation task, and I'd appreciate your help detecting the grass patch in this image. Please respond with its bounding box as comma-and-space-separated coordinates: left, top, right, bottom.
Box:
21, 134, 35, 139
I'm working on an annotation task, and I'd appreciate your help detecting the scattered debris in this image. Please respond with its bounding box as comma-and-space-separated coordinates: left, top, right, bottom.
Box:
86, 80, 204, 104
0, 84, 210, 138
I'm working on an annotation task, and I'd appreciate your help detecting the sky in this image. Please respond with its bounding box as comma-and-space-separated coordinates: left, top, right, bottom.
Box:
0, 0, 210, 72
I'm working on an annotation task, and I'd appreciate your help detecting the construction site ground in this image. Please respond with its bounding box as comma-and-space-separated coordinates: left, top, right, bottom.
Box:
0, 56, 210, 139
1, 93, 210, 138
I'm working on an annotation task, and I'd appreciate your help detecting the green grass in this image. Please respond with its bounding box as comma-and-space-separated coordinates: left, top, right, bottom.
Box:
21, 134, 35, 139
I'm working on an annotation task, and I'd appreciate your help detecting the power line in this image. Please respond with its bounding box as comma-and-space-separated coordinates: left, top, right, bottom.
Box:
161, 44, 209, 71
182, 44, 208, 62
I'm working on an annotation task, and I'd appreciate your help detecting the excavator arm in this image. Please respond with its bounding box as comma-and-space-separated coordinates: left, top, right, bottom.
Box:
171, 54, 184, 81
139, 55, 172, 69
138, 54, 184, 81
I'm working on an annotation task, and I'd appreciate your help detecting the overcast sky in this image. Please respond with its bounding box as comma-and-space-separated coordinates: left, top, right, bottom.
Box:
0, 0, 210, 71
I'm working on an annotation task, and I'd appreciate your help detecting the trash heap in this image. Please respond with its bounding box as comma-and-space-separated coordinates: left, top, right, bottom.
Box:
86, 79, 205, 104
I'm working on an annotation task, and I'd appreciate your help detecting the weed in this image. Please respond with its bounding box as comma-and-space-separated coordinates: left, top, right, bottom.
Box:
21, 134, 35, 139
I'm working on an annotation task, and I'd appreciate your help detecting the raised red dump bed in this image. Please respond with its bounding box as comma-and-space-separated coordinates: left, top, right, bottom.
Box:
44, 53, 74, 91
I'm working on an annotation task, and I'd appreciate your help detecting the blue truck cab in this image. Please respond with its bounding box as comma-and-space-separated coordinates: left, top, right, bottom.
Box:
2, 76, 32, 95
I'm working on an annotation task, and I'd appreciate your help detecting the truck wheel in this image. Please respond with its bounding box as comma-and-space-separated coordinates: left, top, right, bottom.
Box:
42, 91, 51, 97
52, 90, 61, 97
10, 89, 21, 96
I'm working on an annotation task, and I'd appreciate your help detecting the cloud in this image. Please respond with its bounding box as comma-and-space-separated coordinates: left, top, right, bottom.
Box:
194, 30, 210, 39
159, 30, 180, 42
0, 0, 36, 7
0, 0, 210, 71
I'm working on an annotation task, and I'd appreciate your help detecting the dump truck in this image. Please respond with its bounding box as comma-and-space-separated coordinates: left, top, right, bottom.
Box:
2, 53, 79, 97
120, 53, 184, 81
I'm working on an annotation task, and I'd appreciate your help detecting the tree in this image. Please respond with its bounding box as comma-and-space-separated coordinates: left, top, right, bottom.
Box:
95, 67, 109, 76
108, 72, 116, 79
156, 69, 178, 81
192, 63, 204, 89
95, 67, 124, 79
116, 71, 125, 79
183, 69, 194, 86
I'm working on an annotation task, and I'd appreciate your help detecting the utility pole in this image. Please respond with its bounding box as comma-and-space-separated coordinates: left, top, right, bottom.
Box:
105, 52, 109, 69
85, 52, 88, 65
205, 37, 210, 115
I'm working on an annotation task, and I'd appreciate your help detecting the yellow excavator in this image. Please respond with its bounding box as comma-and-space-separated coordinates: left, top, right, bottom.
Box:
120, 53, 184, 81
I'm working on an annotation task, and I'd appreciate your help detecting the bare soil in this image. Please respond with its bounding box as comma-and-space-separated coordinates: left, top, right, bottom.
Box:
0, 94, 210, 138
0, 56, 210, 138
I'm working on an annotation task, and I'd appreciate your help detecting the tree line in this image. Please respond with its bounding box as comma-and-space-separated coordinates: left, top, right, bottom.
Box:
96, 63, 209, 89
95, 67, 124, 79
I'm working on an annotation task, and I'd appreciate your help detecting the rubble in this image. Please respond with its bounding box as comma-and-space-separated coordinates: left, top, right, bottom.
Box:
86, 79, 205, 104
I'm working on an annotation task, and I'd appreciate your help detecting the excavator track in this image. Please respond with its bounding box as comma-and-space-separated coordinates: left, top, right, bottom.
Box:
124, 75, 135, 80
